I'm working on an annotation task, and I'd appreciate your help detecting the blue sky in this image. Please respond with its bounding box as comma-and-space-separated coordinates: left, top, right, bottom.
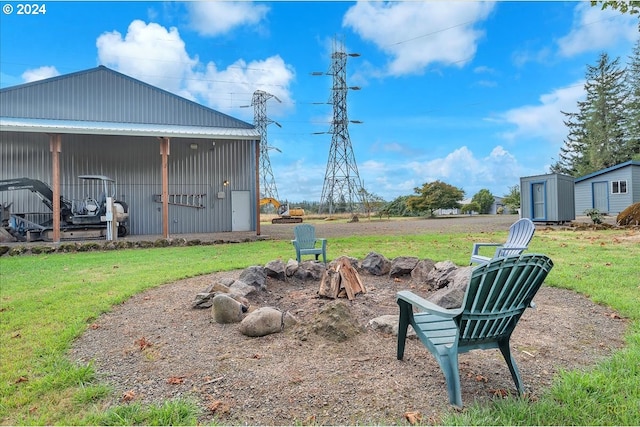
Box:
1, 1, 638, 203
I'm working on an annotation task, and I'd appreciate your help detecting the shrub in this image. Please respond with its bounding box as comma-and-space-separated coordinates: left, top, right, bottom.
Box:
584, 208, 603, 224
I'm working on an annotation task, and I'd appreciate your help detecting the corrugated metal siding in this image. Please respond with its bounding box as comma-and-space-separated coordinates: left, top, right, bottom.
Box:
1, 66, 253, 129
0, 131, 257, 235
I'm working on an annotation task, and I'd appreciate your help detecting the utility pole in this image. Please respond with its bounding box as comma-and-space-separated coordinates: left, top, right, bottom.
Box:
250, 90, 281, 201
316, 37, 364, 215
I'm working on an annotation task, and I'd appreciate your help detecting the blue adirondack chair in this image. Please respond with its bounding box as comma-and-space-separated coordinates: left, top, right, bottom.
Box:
470, 218, 535, 265
291, 224, 327, 265
397, 253, 554, 407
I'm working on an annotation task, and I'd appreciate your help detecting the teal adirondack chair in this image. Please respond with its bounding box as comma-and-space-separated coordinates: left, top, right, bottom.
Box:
291, 224, 327, 265
397, 253, 554, 407
470, 218, 535, 265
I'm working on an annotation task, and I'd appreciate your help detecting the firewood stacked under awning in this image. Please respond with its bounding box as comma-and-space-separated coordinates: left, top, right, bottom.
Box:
318, 258, 367, 300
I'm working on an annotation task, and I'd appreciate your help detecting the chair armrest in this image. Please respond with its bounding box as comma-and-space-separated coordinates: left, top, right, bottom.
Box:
318, 238, 327, 248
396, 290, 462, 318
471, 242, 501, 255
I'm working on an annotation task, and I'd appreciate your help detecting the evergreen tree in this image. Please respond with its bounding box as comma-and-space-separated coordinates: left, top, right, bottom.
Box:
625, 39, 640, 160
551, 103, 590, 175
552, 52, 628, 176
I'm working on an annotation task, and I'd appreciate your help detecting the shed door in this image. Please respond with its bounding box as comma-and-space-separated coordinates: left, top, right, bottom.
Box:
531, 182, 546, 220
231, 191, 251, 231
592, 181, 609, 213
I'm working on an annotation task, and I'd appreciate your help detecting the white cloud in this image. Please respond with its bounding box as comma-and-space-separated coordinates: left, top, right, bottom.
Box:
407, 146, 524, 195
97, 20, 196, 95
21, 66, 60, 83
342, 1, 495, 76
557, 2, 638, 57
497, 82, 585, 145
355, 145, 527, 200
188, 56, 295, 118
186, 2, 269, 37
96, 20, 294, 117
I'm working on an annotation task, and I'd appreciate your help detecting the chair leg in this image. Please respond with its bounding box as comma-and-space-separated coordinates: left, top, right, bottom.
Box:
396, 301, 411, 360
435, 351, 463, 408
498, 339, 524, 395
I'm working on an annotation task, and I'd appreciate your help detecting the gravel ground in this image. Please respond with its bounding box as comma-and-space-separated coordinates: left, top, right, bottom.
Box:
68, 215, 629, 425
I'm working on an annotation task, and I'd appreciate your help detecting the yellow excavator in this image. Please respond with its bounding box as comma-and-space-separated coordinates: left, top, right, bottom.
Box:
260, 198, 304, 224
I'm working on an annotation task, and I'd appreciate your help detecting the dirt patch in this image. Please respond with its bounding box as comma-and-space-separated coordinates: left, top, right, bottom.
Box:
70, 262, 627, 425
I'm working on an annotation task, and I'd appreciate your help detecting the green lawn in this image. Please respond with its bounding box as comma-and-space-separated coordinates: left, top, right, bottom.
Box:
0, 225, 638, 425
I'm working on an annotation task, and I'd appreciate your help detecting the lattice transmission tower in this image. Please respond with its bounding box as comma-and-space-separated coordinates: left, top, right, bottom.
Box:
250, 89, 281, 201
318, 38, 365, 215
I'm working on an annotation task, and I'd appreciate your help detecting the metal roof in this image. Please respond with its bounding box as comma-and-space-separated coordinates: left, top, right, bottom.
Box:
575, 160, 640, 183
0, 117, 260, 140
0, 66, 258, 139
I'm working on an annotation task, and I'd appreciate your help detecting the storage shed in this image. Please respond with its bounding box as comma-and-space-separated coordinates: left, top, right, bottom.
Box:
574, 161, 640, 216
520, 173, 575, 224
0, 66, 261, 241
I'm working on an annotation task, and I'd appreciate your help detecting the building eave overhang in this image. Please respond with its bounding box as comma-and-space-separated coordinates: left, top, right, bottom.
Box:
0, 117, 260, 140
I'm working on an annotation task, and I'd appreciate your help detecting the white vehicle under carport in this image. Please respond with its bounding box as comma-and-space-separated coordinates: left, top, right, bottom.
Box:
0, 174, 129, 241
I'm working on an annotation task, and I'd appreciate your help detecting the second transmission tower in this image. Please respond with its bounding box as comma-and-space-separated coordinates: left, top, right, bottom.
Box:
318, 38, 365, 215
250, 89, 281, 201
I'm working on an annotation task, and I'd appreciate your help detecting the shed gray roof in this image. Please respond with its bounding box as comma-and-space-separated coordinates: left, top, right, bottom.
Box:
0, 66, 259, 140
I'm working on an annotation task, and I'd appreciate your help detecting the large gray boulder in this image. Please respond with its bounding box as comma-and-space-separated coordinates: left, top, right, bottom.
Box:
294, 261, 325, 280
191, 281, 234, 309
362, 252, 391, 276
264, 259, 286, 280
211, 294, 246, 324
239, 307, 284, 337
239, 265, 267, 290
229, 280, 258, 298
285, 259, 298, 277
369, 314, 416, 337
410, 259, 436, 286
389, 256, 419, 278
426, 260, 459, 289
427, 266, 472, 309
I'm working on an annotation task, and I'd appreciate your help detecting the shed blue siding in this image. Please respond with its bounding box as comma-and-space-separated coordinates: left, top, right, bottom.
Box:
574, 161, 640, 215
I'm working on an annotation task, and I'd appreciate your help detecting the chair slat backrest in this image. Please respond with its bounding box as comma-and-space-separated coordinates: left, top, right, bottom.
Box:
293, 224, 318, 249
457, 254, 553, 346
499, 218, 536, 257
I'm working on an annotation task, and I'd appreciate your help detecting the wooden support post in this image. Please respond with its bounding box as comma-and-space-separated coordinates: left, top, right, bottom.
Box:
49, 134, 62, 243
159, 137, 170, 239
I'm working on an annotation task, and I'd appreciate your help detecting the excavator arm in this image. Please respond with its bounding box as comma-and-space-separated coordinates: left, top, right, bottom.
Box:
259, 197, 281, 209
0, 177, 73, 220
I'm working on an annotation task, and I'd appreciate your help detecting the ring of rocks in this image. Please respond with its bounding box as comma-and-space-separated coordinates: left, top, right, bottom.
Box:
70, 252, 628, 425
